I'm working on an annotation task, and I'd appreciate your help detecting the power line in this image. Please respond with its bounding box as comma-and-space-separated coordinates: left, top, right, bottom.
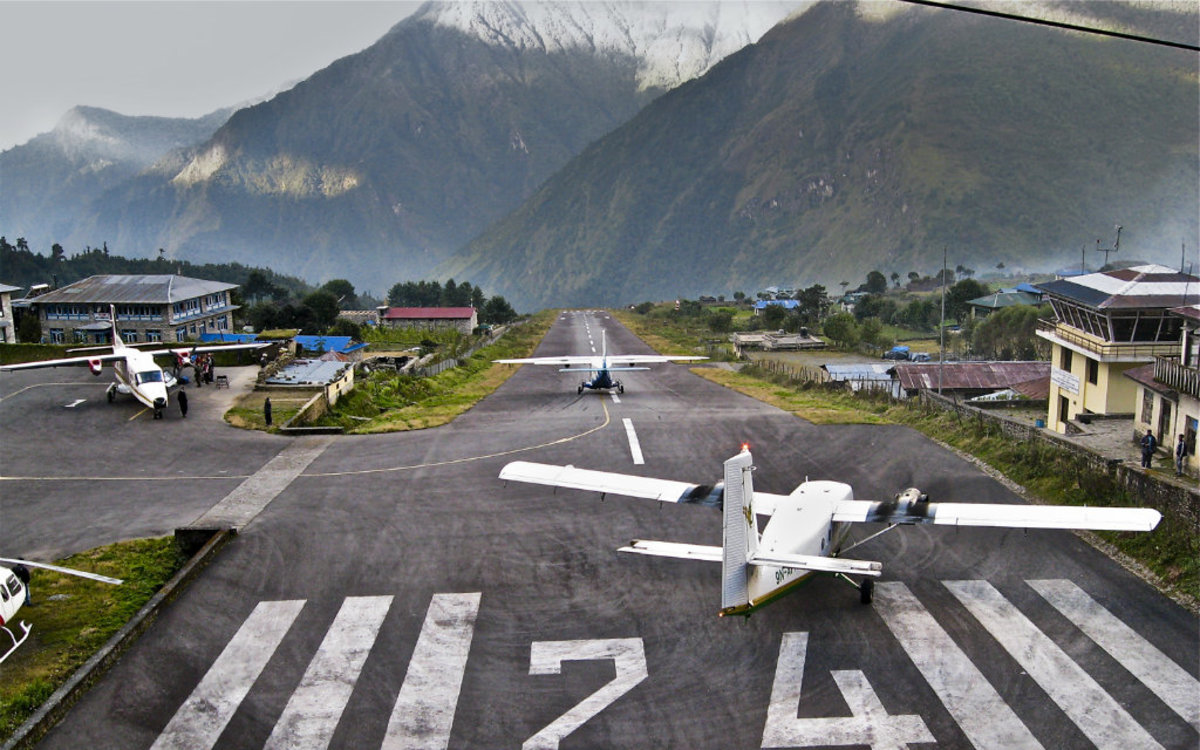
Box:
897, 0, 1200, 52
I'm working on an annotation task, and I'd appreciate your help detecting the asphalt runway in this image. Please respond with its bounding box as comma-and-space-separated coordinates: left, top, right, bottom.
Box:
4, 310, 1198, 749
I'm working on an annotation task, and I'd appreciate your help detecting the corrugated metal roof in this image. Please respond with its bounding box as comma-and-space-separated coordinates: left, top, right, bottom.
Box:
382, 307, 475, 319
822, 363, 895, 380
30, 274, 235, 304
894, 361, 1050, 391
1035, 265, 1200, 310
0, 283, 21, 294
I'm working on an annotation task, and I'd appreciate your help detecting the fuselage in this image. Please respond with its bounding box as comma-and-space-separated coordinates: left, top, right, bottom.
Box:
112, 349, 170, 411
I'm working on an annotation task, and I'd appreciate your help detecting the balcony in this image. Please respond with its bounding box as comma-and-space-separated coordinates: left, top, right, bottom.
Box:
1036, 319, 1178, 362
1154, 355, 1200, 399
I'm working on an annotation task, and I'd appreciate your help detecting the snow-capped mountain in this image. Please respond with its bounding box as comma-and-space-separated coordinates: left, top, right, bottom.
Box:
4, 1, 805, 291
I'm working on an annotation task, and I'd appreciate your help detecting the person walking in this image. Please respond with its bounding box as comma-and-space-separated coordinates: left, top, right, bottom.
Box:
264, 397, 272, 427
1175, 434, 1187, 477
1140, 429, 1157, 468
178, 389, 188, 418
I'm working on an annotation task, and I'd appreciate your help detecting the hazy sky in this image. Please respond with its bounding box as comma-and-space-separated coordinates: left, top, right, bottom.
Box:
0, 1, 423, 152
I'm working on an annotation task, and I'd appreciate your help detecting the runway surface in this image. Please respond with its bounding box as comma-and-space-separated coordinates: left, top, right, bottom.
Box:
2, 310, 1197, 749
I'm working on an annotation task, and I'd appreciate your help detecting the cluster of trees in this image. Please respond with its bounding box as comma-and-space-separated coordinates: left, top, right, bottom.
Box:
387, 278, 517, 326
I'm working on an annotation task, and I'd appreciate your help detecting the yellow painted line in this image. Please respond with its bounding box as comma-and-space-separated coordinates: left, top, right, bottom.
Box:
0, 401, 613, 482
304, 400, 613, 478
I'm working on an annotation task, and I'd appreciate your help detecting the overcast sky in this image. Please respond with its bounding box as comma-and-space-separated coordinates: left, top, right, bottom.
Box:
0, 1, 423, 152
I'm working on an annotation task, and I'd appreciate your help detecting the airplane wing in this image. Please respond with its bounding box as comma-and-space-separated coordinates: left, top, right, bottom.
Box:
832, 499, 1161, 531
493, 356, 599, 366
499, 461, 789, 513
619, 540, 723, 562
493, 354, 706, 367
605, 355, 708, 365
150, 342, 269, 358
0, 352, 128, 371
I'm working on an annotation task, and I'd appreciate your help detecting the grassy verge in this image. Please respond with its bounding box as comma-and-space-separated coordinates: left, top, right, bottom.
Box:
312, 311, 556, 434
0, 538, 184, 741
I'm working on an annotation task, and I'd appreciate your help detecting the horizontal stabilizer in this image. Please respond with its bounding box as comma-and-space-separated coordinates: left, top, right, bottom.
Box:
618, 540, 722, 562
748, 551, 883, 577
833, 499, 1161, 531
557, 366, 650, 373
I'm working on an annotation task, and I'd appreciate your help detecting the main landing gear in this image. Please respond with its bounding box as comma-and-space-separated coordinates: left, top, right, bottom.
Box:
106, 383, 116, 403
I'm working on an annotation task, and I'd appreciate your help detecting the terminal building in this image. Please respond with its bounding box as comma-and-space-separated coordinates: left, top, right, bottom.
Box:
24, 274, 240, 344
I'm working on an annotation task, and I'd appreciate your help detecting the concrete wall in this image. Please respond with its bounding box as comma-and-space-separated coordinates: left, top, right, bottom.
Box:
920, 390, 1199, 529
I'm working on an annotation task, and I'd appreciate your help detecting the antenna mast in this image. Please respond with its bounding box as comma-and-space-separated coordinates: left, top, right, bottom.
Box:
1095, 224, 1122, 269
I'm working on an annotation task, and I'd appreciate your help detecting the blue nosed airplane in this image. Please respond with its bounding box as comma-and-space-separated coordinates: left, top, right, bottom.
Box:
494, 330, 706, 394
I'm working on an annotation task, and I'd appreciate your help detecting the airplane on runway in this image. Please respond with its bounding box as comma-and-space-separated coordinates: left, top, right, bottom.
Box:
499, 446, 1161, 616
0, 557, 123, 663
0, 306, 266, 419
494, 331, 706, 394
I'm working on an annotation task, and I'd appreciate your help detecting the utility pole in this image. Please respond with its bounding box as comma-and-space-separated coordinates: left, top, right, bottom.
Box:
939, 246, 946, 395
1095, 224, 1122, 269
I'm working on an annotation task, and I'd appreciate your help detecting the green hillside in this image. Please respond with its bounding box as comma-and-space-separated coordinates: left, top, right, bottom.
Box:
445, 1, 1199, 310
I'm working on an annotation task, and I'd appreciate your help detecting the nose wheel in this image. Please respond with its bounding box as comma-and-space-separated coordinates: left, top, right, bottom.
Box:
578, 383, 585, 394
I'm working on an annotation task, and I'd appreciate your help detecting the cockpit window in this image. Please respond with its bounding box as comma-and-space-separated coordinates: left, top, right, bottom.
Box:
136, 370, 164, 385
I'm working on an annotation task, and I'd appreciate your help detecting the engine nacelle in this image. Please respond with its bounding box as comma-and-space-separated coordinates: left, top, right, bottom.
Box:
88, 358, 103, 376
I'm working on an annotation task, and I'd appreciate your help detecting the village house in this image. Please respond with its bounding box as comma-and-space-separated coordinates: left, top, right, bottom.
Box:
1125, 304, 1200, 474
379, 306, 478, 334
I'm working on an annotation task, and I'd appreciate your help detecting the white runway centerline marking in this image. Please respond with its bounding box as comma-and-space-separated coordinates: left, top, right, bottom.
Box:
945, 580, 1162, 750
266, 595, 394, 750
152, 599, 306, 750
622, 418, 644, 464
1029, 579, 1200, 732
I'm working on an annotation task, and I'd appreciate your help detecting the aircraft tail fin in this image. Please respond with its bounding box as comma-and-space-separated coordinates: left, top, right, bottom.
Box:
720, 448, 758, 615
109, 304, 125, 350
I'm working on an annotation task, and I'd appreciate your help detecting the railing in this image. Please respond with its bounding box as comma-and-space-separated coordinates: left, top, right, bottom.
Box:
1036, 319, 1177, 360
1154, 356, 1200, 399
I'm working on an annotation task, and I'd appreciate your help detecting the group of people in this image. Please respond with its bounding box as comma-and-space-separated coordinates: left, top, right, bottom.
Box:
1140, 429, 1189, 477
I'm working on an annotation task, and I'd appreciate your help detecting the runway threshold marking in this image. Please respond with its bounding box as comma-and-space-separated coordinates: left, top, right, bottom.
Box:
622, 418, 644, 465
383, 593, 481, 750
152, 599, 306, 750
944, 580, 1162, 750
1028, 579, 1200, 732
267, 596, 394, 750
873, 582, 1042, 749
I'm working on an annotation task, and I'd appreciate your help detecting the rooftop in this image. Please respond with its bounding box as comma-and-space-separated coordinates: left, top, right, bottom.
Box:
29, 274, 237, 305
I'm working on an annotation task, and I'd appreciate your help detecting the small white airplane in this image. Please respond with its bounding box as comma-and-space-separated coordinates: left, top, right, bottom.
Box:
0, 306, 266, 419
0, 557, 123, 664
500, 446, 1161, 616
494, 331, 707, 394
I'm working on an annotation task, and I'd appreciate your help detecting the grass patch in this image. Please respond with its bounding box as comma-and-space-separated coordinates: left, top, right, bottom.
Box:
0, 538, 184, 741
691, 367, 887, 425
314, 311, 556, 433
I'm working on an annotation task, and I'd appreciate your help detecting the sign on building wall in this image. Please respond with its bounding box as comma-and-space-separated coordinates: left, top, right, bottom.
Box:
1051, 366, 1080, 395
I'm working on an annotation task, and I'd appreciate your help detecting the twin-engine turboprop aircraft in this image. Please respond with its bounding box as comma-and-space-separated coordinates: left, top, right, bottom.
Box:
494, 331, 706, 394
0, 557, 123, 663
500, 446, 1161, 616
0, 306, 266, 419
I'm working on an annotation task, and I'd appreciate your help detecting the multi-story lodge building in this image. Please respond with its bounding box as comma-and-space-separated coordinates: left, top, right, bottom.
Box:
27, 274, 240, 344
1128, 304, 1200, 474
1035, 264, 1200, 435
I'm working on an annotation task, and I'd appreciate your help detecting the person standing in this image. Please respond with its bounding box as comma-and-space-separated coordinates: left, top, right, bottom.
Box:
178, 389, 188, 418
1140, 429, 1157, 468
1175, 434, 1187, 477
264, 397, 272, 426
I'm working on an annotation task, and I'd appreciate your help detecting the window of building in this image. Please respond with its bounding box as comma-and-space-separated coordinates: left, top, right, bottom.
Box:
1086, 358, 1098, 385
1141, 389, 1154, 424
1061, 348, 1073, 372
176, 327, 188, 341
121, 329, 138, 343
146, 329, 162, 342
49, 328, 64, 343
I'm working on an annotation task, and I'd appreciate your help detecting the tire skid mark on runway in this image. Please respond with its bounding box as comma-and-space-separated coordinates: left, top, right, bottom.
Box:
0, 400, 613, 483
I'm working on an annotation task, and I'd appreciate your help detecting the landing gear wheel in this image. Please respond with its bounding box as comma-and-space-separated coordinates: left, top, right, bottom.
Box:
578, 383, 584, 395
618, 383, 624, 394
106, 384, 116, 403
859, 578, 874, 605
153, 406, 163, 420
